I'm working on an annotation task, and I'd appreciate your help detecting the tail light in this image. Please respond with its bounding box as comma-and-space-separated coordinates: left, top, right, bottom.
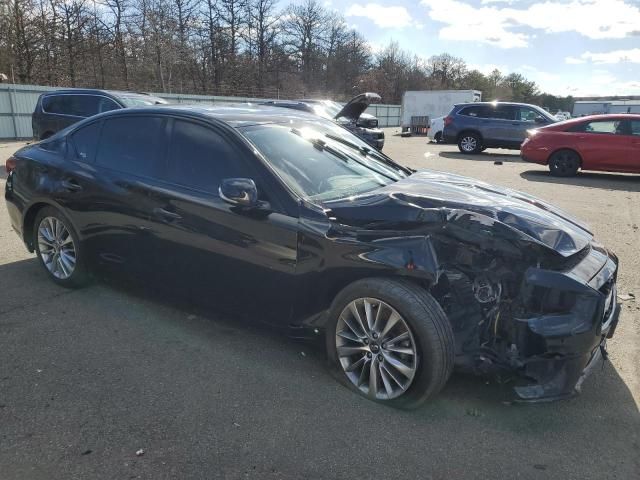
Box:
444, 116, 453, 126
5, 156, 17, 174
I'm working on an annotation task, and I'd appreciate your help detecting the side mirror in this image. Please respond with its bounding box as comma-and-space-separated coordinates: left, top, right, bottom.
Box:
534, 116, 547, 124
219, 178, 258, 208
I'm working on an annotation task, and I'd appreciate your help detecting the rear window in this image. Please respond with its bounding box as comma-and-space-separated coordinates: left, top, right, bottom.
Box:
96, 116, 166, 178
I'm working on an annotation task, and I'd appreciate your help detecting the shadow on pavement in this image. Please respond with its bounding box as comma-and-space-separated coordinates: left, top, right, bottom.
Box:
439, 151, 523, 162
521, 169, 640, 192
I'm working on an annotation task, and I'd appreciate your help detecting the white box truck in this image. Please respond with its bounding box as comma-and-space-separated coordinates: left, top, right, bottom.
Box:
401, 90, 482, 132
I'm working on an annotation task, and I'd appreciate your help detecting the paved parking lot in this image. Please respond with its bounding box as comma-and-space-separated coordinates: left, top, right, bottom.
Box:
1, 132, 638, 479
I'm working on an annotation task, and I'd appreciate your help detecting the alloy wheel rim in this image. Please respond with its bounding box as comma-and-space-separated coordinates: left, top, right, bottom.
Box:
461, 136, 476, 151
336, 298, 418, 400
37, 216, 76, 280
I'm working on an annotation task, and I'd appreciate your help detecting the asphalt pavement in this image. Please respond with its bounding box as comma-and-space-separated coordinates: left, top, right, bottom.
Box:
0, 134, 638, 479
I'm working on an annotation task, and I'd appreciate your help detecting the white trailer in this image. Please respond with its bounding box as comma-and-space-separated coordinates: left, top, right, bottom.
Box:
400, 90, 482, 132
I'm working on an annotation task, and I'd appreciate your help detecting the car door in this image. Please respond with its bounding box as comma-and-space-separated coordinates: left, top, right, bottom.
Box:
482, 105, 517, 145
139, 117, 299, 325
572, 119, 631, 171
74, 114, 170, 266
513, 106, 550, 144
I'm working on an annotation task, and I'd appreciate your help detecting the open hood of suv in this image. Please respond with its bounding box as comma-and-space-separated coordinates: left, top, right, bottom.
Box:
335, 93, 381, 121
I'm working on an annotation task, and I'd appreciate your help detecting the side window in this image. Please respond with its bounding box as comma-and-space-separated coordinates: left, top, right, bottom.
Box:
516, 107, 542, 122
166, 120, 249, 193
460, 106, 486, 118
96, 116, 166, 178
98, 97, 120, 113
491, 105, 516, 120
42, 95, 70, 115
70, 121, 101, 163
69, 95, 101, 117
630, 121, 640, 136
575, 121, 624, 135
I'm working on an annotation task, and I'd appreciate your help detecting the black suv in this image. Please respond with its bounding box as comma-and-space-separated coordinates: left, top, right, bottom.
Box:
32, 89, 168, 140
443, 102, 556, 153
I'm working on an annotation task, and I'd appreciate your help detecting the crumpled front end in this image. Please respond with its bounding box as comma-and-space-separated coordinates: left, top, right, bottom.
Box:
509, 244, 620, 401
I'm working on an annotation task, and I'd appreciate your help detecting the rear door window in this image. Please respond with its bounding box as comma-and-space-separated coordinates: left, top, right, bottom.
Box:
96, 116, 166, 179
574, 120, 625, 135
165, 120, 250, 193
490, 105, 516, 120
70, 121, 102, 163
630, 121, 640, 136
459, 106, 487, 118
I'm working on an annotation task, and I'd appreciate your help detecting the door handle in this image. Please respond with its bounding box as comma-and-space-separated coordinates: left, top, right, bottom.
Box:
61, 179, 82, 192
153, 207, 182, 221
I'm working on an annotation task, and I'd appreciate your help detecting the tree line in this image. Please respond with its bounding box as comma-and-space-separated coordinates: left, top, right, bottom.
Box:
1, 0, 573, 110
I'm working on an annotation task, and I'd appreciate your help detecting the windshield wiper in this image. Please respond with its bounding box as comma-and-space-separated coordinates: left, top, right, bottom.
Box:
324, 133, 410, 175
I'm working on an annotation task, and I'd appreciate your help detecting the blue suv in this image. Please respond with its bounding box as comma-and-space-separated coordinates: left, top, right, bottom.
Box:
442, 102, 556, 154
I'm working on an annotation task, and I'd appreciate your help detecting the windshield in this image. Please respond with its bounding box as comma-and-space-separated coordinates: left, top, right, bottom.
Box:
241, 120, 408, 202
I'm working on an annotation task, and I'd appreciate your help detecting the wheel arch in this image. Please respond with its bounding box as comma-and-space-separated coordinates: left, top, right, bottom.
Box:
22, 200, 79, 252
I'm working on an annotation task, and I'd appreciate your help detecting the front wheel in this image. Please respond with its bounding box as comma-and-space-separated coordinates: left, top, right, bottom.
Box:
549, 150, 580, 177
458, 133, 482, 154
34, 207, 89, 288
327, 278, 455, 409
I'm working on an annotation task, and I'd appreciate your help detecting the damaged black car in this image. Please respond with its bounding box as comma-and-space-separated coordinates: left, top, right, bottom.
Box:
4, 105, 620, 408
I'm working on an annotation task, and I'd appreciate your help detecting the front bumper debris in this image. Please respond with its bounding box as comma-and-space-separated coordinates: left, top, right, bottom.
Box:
512, 245, 620, 402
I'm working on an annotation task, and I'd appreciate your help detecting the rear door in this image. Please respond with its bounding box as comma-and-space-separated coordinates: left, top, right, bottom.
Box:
139, 118, 299, 324
482, 105, 517, 145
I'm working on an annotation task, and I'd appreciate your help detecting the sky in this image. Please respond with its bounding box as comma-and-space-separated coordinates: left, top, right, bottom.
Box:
292, 0, 640, 97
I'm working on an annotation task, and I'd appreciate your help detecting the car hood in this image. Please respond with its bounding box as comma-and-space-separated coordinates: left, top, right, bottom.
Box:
324, 170, 593, 257
335, 93, 381, 121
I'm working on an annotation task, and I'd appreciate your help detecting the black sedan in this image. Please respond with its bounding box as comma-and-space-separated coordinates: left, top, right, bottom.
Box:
4, 105, 620, 407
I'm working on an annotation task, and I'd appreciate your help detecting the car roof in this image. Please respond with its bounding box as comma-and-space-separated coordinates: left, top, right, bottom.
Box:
555, 113, 639, 123
90, 103, 323, 128
41, 88, 163, 101
455, 101, 546, 108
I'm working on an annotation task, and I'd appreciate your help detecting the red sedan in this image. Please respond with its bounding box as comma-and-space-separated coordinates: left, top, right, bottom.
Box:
521, 114, 640, 176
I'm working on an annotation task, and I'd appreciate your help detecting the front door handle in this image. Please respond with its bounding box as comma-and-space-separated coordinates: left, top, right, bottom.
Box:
61, 179, 82, 192
153, 207, 182, 221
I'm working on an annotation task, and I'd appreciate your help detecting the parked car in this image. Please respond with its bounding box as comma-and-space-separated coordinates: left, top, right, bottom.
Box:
32, 89, 168, 140
427, 116, 445, 143
261, 93, 385, 150
555, 111, 572, 121
5, 105, 619, 407
521, 114, 640, 176
442, 101, 557, 153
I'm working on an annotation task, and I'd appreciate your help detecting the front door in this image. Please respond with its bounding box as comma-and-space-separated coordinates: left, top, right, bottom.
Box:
140, 118, 299, 325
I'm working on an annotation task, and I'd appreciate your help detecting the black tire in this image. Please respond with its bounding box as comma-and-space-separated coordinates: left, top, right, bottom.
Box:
326, 278, 455, 409
34, 206, 89, 288
457, 132, 482, 154
434, 131, 442, 143
548, 150, 580, 177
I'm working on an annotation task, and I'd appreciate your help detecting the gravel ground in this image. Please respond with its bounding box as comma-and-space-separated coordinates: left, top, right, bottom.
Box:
0, 132, 638, 480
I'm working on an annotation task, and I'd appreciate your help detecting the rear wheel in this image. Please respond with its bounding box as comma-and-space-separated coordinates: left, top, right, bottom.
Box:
34, 207, 89, 288
458, 133, 482, 154
549, 150, 580, 177
434, 131, 442, 143
327, 278, 455, 409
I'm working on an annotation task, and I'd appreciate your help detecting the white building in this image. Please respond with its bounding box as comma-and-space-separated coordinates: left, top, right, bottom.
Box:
573, 100, 640, 116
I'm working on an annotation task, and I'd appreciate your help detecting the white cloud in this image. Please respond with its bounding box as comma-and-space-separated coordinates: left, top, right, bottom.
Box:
567, 48, 640, 64
565, 56, 586, 64
421, 0, 640, 48
345, 3, 414, 28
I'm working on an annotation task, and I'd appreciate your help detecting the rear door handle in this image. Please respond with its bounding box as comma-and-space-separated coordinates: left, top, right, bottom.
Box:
61, 179, 82, 192
153, 207, 182, 221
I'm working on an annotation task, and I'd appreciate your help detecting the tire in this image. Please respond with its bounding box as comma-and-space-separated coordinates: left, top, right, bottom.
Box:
457, 132, 482, 154
326, 278, 455, 409
434, 131, 442, 143
548, 150, 580, 177
34, 206, 89, 288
